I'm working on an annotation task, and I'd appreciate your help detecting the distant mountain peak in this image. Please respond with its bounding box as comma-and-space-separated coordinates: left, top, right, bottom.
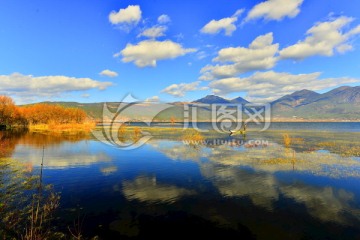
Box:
193, 95, 250, 104
271, 89, 320, 108
291, 89, 319, 96
231, 96, 249, 104
193, 95, 231, 104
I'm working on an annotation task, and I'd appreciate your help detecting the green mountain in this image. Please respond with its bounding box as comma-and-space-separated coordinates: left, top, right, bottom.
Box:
272, 86, 360, 120
193, 95, 249, 104
25, 85, 360, 121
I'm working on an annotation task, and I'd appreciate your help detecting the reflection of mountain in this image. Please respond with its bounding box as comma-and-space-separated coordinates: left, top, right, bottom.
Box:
122, 175, 195, 203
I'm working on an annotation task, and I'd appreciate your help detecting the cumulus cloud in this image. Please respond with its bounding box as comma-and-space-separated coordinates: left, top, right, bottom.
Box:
138, 26, 167, 38
201, 9, 244, 36
161, 81, 201, 97
116, 40, 196, 67
99, 69, 118, 77
109, 5, 142, 27
280, 16, 360, 59
209, 71, 359, 102
158, 14, 171, 24
246, 0, 303, 21
0, 73, 112, 100
200, 33, 278, 80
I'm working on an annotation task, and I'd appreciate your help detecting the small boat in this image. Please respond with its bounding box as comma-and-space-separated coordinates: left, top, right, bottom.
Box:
229, 123, 247, 135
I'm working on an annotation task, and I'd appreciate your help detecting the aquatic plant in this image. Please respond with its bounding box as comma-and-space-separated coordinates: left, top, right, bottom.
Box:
0, 157, 61, 239
283, 133, 291, 148
182, 129, 205, 146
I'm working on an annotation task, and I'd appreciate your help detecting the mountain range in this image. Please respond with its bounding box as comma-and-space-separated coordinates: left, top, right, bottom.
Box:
32, 86, 360, 121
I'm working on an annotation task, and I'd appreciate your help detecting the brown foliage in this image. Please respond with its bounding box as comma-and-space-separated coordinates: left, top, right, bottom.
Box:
0, 95, 26, 126
20, 104, 87, 125
0, 95, 88, 127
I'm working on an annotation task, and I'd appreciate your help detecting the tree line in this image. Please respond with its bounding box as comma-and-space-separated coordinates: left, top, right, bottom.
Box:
0, 95, 87, 128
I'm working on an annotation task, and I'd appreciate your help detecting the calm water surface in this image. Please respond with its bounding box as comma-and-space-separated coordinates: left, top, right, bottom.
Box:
5, 123, 360, 239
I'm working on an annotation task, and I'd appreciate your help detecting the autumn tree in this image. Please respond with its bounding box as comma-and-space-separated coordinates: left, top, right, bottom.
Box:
0, 95, 23, 127
20, 104, 87, 125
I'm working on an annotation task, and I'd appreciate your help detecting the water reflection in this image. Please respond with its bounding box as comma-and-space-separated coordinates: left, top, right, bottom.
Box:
202, 165, 279, 210
13, 144, 111, 169
149, 139, 360, 178
281, 183, 359, 224
100, 166, 118, 176
2, 130, 110, 169
122, 175, 195, 203
201, 163, 360, 224
148, 138, 360, 224
3, 128, 360, 238
0, 129, 26, 157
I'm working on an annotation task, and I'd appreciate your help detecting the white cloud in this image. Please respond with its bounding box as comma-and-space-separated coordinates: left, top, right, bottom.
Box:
200, 33, 278, 79
145, 96, 160, 102
0, 73, 112, 100
280, 16, 360, 59
201, 9, 244, 36
81, 93, 90, 98
161, 81, 201, 97
246, 0, 303, 21
158, 14, 171, 24
116, 40, 196, 67
109, 5, 142, 26
196, 51, 208, 60
209, 71, 359, 102
99, 69, 118, 77
138, 26, 167, 38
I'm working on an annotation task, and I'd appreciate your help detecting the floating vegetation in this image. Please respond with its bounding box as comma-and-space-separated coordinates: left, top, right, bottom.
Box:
317, 141, 360, 157
283, 133, 291, 148
181, 129, 205, 146
262, 157, 300, 165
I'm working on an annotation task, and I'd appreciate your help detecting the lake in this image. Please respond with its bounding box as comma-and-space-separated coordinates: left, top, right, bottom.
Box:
3, 122, 360, 239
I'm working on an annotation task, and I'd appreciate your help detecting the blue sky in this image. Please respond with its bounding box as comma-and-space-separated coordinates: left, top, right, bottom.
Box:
1, 0, 360, 103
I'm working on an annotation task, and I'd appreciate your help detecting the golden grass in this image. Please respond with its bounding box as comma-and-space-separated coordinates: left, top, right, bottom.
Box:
316, 141, 360, 157
262, 158, 299, 165
182, 129, 205, 144
29, 121, 96, 135
132, 127, 142, 142
283, 133, 291, 147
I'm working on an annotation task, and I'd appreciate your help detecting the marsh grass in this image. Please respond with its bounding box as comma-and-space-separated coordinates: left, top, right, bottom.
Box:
132, 127, 142, 142
283, 133, 291, 147
29, 121, 96, 135
0, 158, 61, 239
181, 129, 205, 146
95, 126, 360, 157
